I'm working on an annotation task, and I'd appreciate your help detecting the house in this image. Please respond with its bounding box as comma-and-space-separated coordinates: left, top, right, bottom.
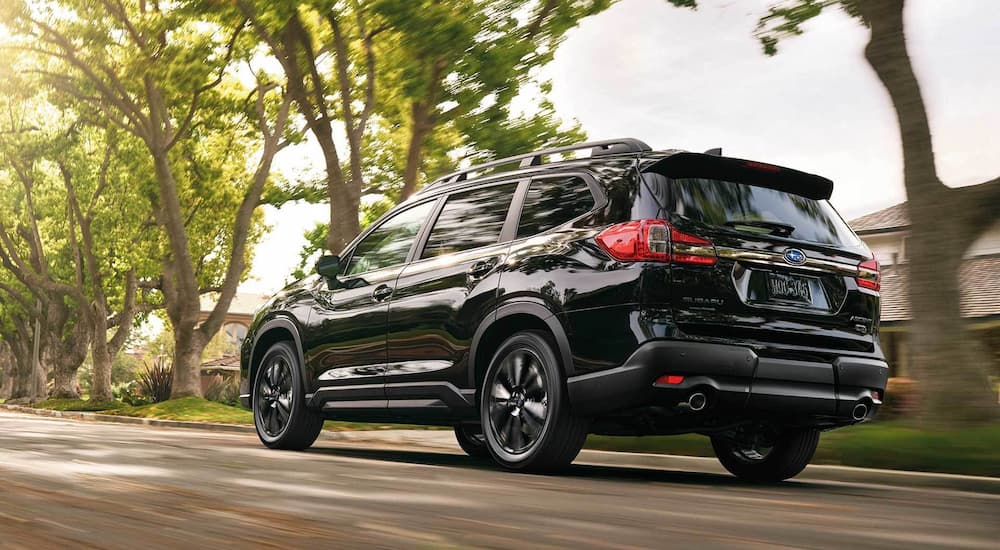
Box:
848, 202, 1000, 377
198, 292, 270, 350
198, 292, 269, 388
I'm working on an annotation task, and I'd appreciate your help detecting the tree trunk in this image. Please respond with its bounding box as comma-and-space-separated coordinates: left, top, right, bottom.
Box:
10, 332, 47, 402
41, 297, 90, 400
151, 150, 206, 399
861, 0, 998, 425
51, 362, 81, 399
172, 328, 206, 398
0, 342, 13, 400
162, 255, 206, 398
0, 371, 12, 401
400, 101, 433, 201
318, 132, 361, 253
90, 337, 114, 402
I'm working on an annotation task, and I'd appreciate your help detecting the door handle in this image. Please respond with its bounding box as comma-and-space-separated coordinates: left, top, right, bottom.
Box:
468, 259, 498, 279
371, 284, 393, 302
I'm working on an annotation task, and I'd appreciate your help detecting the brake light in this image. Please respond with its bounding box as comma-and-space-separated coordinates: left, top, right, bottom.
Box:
596, 220, 716, 265
743, 160, 781, 173
856, 258, 880, 291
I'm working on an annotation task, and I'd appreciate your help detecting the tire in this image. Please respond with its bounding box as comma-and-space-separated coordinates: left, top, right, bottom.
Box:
480, 331, 588, 472
711, 426, 820, 482
253, 341, 324, 450
454, 425, 489, 459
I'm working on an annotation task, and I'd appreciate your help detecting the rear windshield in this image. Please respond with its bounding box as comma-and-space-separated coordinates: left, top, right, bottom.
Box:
663, 177, 859, 246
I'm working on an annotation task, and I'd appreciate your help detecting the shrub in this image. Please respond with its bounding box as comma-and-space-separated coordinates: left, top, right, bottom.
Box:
113, 380, 149, 406
137, 357, 173, 403
879, 377, 919, 419
203, 374, 240, 406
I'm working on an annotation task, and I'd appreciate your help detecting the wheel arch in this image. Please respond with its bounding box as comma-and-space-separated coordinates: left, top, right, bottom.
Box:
248, 317, 310, 397
468, 301, 575, 390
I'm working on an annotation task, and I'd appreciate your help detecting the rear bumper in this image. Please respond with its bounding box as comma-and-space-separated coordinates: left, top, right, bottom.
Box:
567, 340, 888, 426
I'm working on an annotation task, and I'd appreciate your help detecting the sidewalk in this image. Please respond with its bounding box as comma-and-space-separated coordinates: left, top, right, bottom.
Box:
4, 403, 998, 494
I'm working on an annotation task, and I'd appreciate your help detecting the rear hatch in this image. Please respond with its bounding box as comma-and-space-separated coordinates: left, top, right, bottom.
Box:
638, 153, 880, 353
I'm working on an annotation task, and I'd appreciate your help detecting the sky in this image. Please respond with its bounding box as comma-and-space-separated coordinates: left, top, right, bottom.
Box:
238, 0, 1000, 295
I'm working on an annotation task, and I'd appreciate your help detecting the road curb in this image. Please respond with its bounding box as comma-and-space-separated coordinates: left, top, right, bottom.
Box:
0, 403, 255, 434
4, 404, 998, 494
574, 449, 1000, 495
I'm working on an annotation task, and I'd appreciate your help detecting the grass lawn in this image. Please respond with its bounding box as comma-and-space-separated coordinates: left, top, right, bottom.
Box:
31, 397, 440, 431
109, 397, 254, 424
32, 398, 129, 412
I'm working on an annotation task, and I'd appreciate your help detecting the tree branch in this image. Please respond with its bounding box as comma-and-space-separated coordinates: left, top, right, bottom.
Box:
858, 0, 942, 197
198, 87, 291, 339
326, 12, 365, 187
107, 268, 138, 354
31, 17, 151, 135
0, 282, 32, 310
352, 0, 377, 141
166, 19, 246, 151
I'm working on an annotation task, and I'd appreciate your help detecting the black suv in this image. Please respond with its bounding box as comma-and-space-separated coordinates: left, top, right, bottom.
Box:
240, 138, 888, 481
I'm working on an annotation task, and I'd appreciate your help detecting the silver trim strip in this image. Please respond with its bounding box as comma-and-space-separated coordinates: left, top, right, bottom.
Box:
671, 244, 715, 257
716, 247, 860, 276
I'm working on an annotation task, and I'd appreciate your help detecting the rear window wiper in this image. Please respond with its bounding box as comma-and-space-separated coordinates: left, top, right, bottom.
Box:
723, 219, 796, 237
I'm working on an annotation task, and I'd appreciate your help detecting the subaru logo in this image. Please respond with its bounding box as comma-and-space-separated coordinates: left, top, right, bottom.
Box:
783, 248, 807, 265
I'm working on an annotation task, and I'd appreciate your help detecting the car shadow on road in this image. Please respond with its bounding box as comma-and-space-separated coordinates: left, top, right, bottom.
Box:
306, 445, 828, 490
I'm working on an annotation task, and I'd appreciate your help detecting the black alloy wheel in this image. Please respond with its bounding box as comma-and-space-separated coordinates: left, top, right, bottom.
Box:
488, 347, 549, 455
256, 357, 293, 438
253, 341, 324, 450
481, 331, 588, 471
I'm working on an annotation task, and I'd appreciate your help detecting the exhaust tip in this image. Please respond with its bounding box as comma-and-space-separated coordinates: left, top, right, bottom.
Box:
852, 402, 869, 421
688, 392, 708, 412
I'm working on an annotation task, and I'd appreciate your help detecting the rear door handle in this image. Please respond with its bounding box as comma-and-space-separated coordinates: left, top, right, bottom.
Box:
371, 284, 393, 302
468, 258, 498, 279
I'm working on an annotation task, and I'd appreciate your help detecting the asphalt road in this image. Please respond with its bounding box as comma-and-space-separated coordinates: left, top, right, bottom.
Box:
1, 412, 997, 549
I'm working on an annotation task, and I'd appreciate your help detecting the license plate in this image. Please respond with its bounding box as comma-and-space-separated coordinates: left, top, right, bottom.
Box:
767, 273, 811, 303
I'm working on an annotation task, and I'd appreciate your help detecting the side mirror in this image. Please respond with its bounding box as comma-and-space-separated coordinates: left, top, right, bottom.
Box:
315, 254, 341, 280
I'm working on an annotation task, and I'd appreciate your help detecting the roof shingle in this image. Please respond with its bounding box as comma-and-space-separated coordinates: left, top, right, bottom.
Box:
849, 202, 910, 234
878, 256, 1000, 322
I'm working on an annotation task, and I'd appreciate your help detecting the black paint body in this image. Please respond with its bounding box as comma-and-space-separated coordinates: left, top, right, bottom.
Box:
241, 149, 888, 435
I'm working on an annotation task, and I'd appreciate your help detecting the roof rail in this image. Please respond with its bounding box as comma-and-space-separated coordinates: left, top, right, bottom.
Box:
420, 138, 651, 193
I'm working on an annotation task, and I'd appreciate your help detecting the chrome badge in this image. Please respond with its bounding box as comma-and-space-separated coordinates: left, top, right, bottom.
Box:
783, 248, 807, 265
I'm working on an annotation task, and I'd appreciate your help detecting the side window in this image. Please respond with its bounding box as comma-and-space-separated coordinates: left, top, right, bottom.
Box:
516, 176, 596, 238
421, 183, 517, 259
344, 200, 436, 276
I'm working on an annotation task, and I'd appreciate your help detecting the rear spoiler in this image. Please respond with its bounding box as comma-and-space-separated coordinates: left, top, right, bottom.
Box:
641, 152, 834, 200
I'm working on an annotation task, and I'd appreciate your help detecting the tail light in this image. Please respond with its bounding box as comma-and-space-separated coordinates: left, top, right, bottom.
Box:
856, 258, 880, 291
596, 219, 716, 265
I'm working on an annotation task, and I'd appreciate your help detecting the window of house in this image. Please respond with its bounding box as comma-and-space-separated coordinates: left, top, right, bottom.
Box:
516, 176, 596, 238
344, 200, 436, 276
421, 183, 517, 258
223, 322, 248, 346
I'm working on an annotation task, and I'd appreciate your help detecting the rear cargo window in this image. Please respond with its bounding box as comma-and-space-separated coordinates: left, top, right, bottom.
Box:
664, 176, 859, 246
516, 176, 595, 238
